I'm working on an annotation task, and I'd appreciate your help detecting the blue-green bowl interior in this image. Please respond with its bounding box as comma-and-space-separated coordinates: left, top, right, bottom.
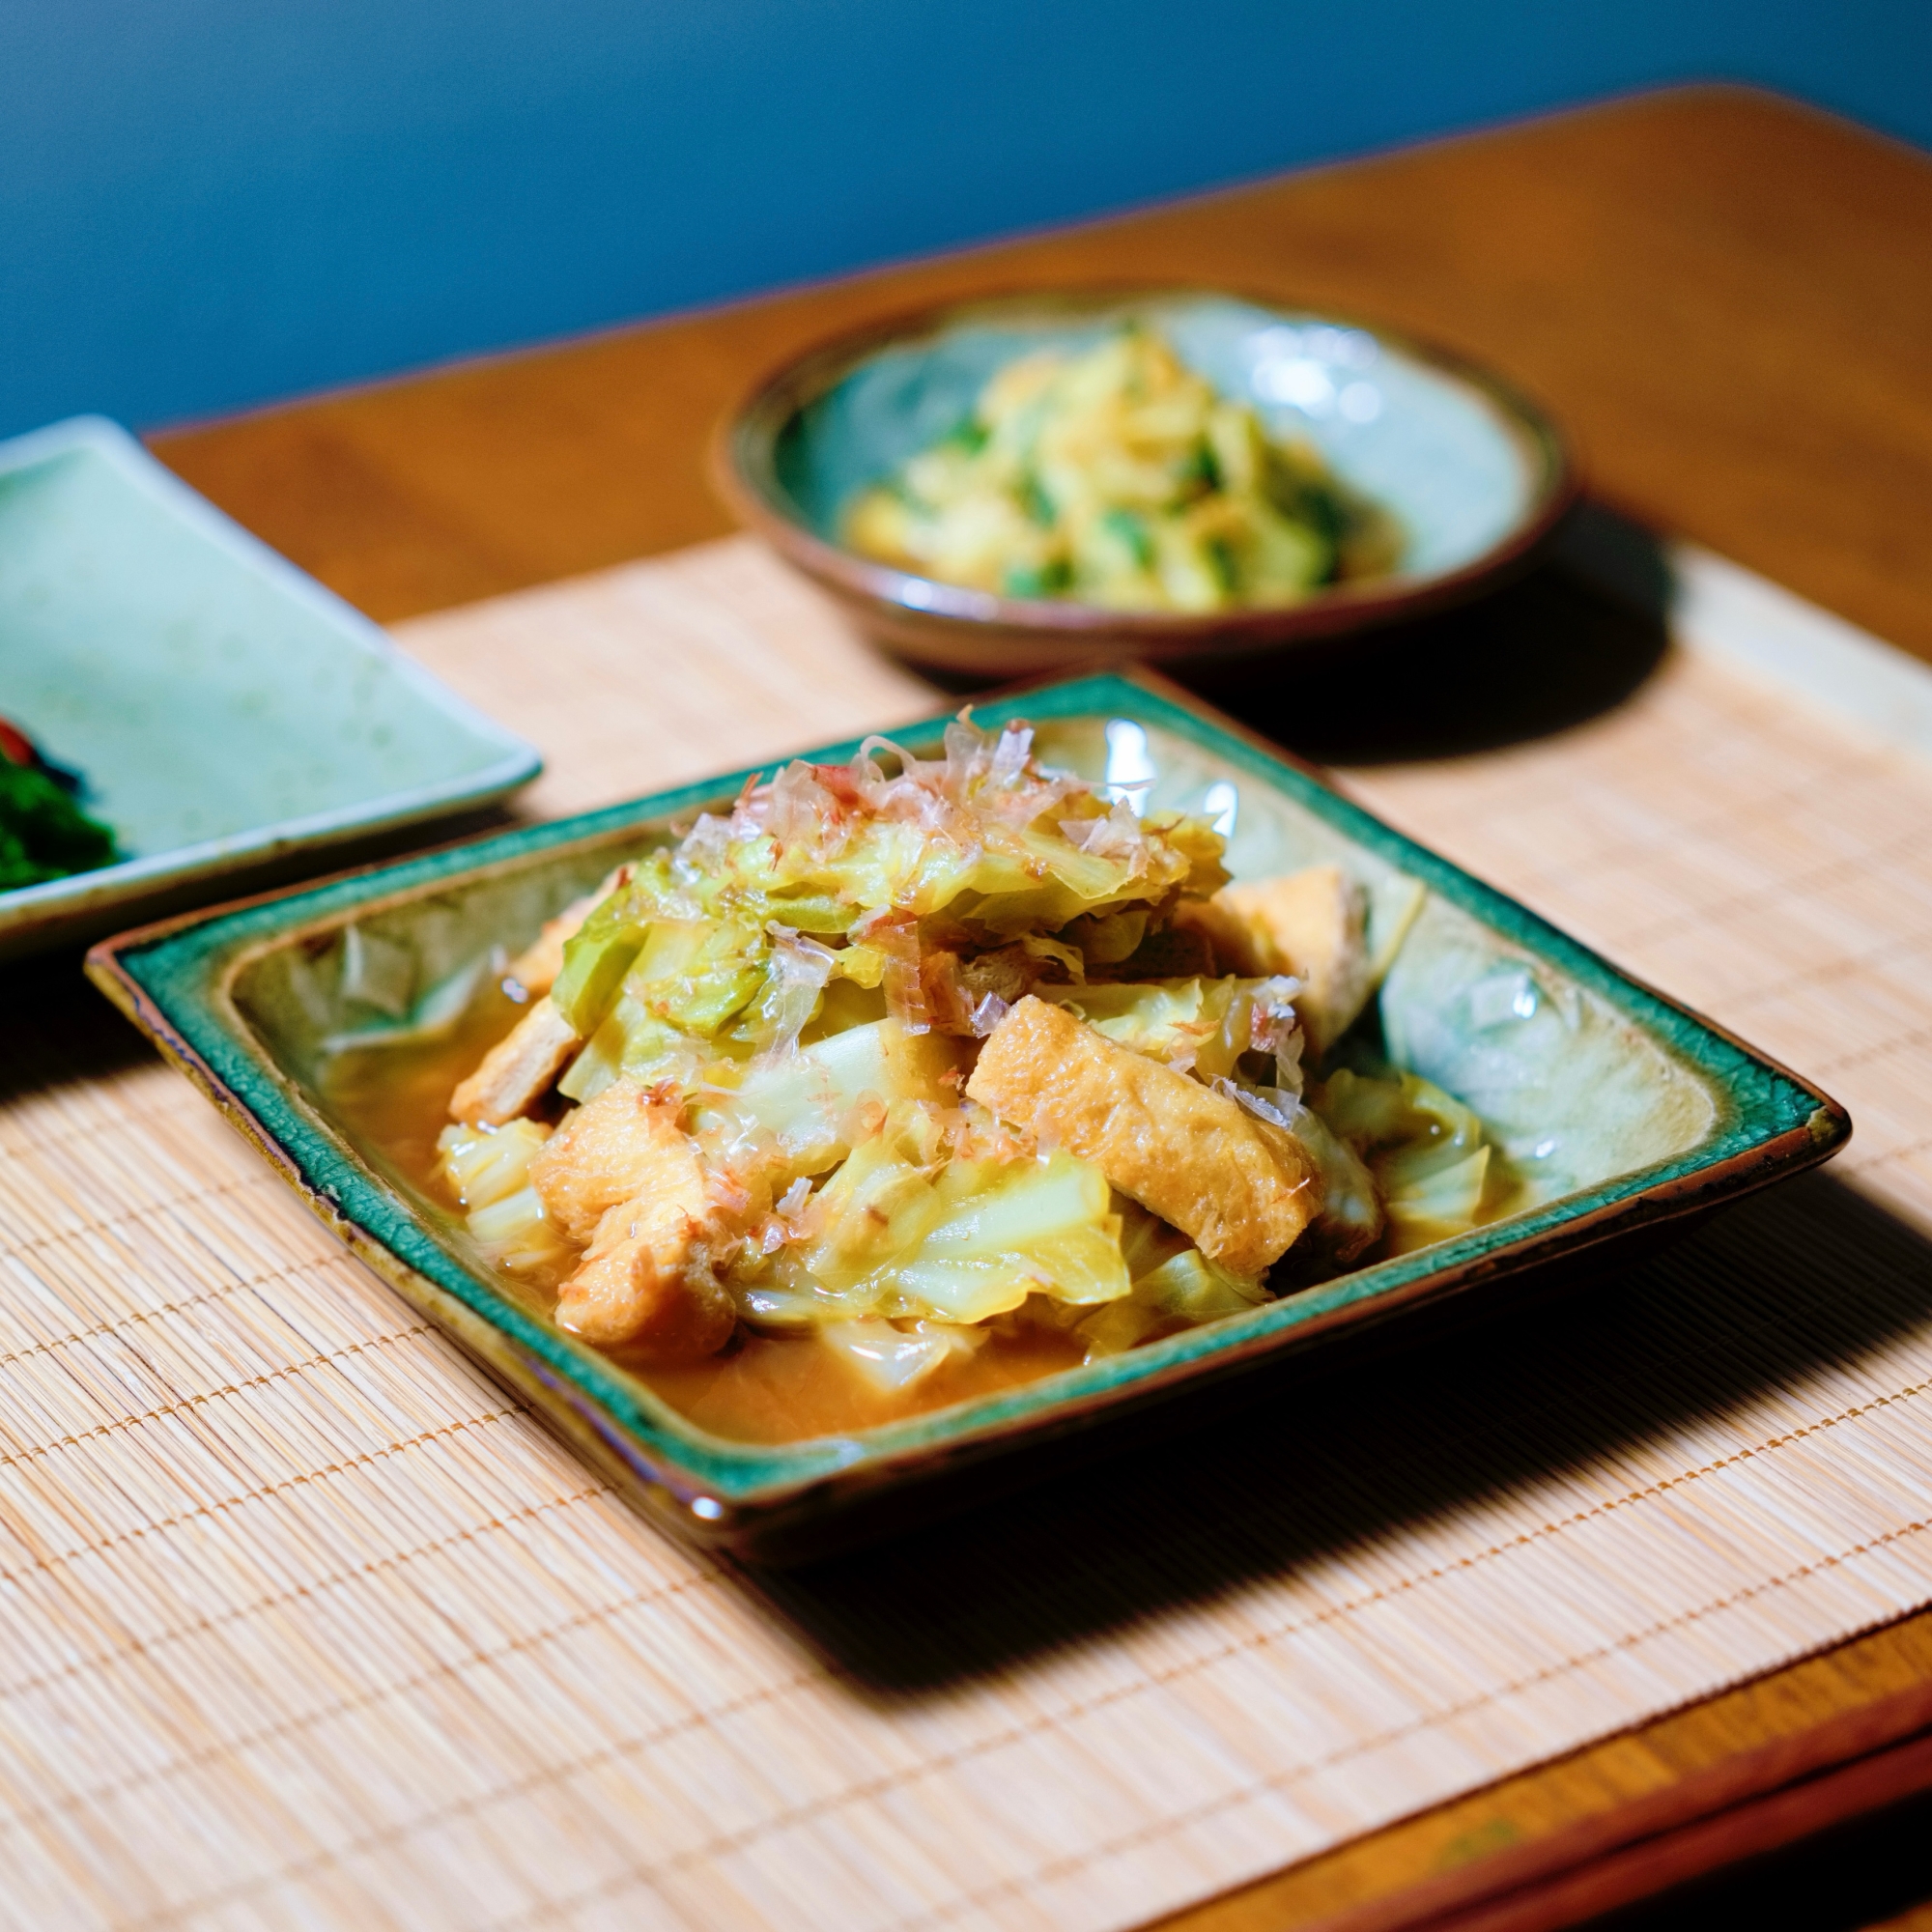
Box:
118, 675, 1826, 1509
773, 294, 1548, 584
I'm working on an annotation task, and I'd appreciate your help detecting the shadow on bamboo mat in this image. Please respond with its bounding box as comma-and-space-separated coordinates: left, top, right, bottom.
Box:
744, 1171, 1932, 1695
6, 945, 161, 1088
1191, 537, 1671, 767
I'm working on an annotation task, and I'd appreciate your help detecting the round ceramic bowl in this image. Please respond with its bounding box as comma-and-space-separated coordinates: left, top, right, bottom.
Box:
713, 288, 1576, 679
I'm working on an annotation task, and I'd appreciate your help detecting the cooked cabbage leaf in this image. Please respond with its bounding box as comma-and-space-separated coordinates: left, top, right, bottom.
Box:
797, 1104, 1128, 1324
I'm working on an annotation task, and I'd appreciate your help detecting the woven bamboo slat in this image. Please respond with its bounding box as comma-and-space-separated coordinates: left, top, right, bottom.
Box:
2, 536, 1929, 1931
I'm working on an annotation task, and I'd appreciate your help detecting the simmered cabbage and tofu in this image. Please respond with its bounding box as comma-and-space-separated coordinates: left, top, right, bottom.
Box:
433, 718, 1506, 1415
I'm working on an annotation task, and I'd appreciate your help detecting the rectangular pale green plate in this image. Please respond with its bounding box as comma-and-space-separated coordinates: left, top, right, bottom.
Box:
86, 671, 1849, 1561
0, 416, 541, 959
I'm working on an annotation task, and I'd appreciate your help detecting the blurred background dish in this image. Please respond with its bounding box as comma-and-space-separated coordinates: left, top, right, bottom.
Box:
715, 288, 1573, 678
0, 416, 541, 959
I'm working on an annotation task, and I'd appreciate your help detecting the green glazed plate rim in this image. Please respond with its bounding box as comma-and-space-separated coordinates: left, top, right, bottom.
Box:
87, 669, 1848, 1531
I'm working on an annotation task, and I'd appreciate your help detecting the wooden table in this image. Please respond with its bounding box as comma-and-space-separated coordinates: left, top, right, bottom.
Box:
151, 86, 1932, 1931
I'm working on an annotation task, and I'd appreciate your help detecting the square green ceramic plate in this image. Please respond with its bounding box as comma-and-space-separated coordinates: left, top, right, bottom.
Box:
0, 416, 542, 959
86, 671, 1849, 1560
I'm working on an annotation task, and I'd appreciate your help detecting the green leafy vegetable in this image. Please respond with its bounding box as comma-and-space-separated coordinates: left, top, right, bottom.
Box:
0, 759, 119, 891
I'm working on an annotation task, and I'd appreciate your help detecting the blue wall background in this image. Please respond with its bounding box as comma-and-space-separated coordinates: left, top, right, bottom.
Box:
4, 0, 1928, 440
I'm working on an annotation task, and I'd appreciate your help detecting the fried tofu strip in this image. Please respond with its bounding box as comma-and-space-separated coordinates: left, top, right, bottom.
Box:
530, 1081, 733, 1355
527, 1079, 690, 1241
1189, 866, 1373, 1057
509, 862, 636, 997
966, 997, 1321, 1279
449, 862, 640, 1124
561, 1197, 735, 1355
449, 996, 581, 1125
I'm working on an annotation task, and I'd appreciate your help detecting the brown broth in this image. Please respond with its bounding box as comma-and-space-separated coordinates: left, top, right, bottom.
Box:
324, 984, 535, 1199
628, 1323, 1087, 1446
322, 993, 1513, 1447
320, 998, 1090, 1444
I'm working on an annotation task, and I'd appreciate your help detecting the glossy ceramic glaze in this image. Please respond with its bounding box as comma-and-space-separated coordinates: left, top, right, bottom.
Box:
0, 416, 541, 957
714, 290, 1575, 676
87, 672, 1846, 1561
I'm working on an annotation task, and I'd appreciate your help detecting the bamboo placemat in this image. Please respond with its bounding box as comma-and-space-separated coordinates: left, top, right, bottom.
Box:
4, 537, 1932, 1931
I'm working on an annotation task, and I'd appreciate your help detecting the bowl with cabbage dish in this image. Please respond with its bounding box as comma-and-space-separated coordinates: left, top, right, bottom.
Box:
715, 290, 1575, 677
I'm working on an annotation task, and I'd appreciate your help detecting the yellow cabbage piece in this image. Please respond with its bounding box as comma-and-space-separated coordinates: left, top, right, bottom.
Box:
799, 1106, 1128, 1324
695, 1019, 966, 1179
437, 1122, 573, 1275
436, 1117, 551, 1208
821, 1319, 987, 1393
1070, 1199, 1268, 1358
467, 1187, 576, 1276
1048, 974, 1294, 1081
1310, 1066, 1499, 1250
